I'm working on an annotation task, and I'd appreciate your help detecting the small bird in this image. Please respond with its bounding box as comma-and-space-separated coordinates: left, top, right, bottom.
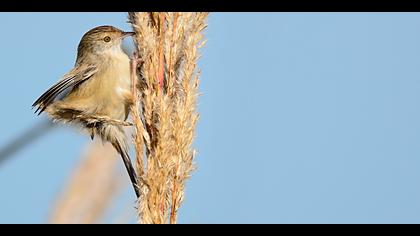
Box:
32, 25, 140, 198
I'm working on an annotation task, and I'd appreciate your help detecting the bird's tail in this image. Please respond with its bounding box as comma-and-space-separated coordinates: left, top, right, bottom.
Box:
112, 139, 140, 198
42, 103, 140, 198
98, 123, 140, 198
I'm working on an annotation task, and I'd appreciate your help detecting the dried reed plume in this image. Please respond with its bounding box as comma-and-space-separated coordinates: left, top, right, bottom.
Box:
49, 141, 124, 224
128, 12, 208, 224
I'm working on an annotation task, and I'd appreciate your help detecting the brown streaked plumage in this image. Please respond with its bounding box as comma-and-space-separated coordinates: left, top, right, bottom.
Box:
32, 25, 140, 198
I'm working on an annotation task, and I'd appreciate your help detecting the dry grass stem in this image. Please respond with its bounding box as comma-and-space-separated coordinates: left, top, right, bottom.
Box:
49, 141, 124, 224
128, 12, 208, 224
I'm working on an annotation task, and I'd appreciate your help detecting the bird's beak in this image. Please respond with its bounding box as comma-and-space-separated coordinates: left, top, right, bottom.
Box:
122, 31, 135, 38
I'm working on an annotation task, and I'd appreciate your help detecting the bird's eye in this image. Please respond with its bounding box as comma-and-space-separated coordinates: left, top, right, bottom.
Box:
103, 36, 111, 42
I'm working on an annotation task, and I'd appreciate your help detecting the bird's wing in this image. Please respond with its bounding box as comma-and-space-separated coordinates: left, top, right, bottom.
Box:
32, 64, 98, 115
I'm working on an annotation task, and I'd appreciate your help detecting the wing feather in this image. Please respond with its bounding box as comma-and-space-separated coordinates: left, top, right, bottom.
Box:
32, 65, 97, 115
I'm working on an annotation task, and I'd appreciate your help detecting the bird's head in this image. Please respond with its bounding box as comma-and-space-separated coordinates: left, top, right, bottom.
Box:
76, 25, 135, 61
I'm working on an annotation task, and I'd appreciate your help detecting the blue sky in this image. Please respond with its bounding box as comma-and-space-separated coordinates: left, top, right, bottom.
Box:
1, 13, 420, 223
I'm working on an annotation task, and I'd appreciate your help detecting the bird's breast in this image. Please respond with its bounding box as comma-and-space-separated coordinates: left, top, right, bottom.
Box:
90, 54, 131, 119
100, 53, 131, 92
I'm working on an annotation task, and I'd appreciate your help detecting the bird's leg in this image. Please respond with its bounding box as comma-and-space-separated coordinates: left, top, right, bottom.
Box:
75, 114, 133, 126
131, 52, 144, 71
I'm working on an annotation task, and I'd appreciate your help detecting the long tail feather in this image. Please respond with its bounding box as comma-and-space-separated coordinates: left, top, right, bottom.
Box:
112, 139, 140, 198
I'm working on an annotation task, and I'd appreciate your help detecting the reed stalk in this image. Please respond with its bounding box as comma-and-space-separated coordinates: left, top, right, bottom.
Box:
128, 12, 208, 224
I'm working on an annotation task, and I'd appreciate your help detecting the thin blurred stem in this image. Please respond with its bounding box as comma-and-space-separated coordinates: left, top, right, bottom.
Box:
0, 120, 54, 166
49, 141, 123, 224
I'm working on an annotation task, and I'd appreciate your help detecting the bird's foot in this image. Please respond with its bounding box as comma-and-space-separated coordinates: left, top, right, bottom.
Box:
75, 114, 133, 126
